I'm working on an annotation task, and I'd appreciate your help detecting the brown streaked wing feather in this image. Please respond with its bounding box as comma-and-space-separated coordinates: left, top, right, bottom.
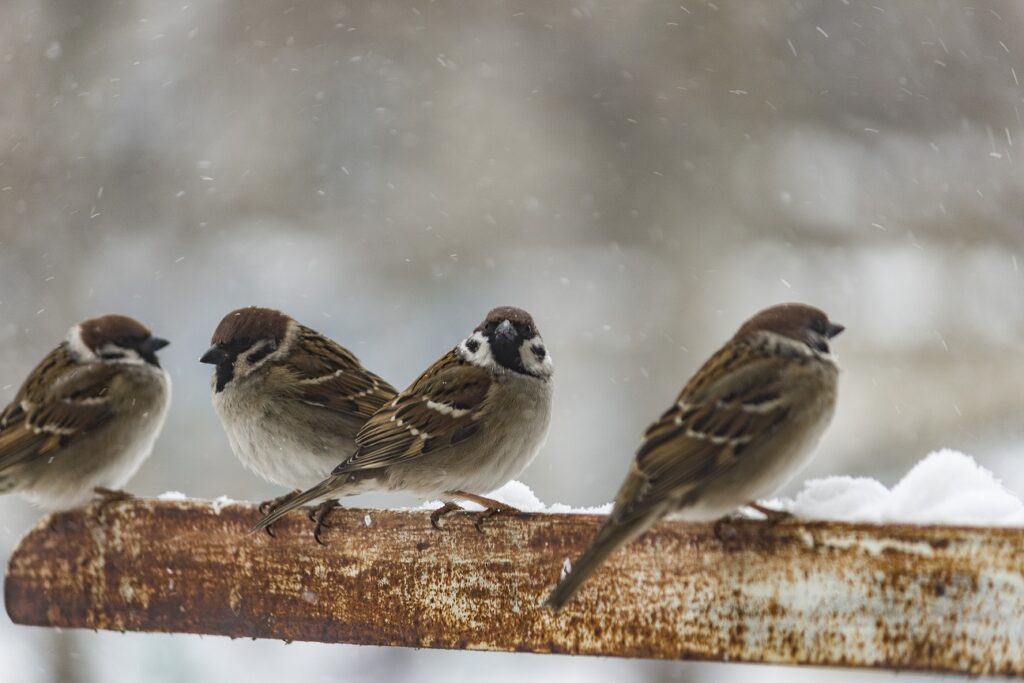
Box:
0, 347, 118, 473
333, 350, 492, 473
282, 327, 397, 419
614, 342, 790, 525
0, 345, 71, 427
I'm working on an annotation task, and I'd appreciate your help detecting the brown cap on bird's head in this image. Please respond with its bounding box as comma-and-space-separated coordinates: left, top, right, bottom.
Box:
209, 307, 291, 347
75, 314, 169, 366
735, 303, 844, 344
476, 306, 538, 337
79, 314, 155, 350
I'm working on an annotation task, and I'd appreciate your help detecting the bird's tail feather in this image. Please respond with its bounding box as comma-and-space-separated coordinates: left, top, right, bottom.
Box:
544, 515, 650, 612
249, 478, 342, 533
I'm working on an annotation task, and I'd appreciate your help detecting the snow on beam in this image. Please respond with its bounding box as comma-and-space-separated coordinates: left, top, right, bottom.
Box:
5, 498, 1024, 676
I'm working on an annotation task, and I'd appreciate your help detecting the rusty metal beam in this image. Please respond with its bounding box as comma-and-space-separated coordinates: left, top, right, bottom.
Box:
5, 499, 1024, 676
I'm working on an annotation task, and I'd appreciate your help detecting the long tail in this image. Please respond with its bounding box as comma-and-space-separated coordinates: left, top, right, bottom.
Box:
544, 514, 651, 612
249, 477, 343, 533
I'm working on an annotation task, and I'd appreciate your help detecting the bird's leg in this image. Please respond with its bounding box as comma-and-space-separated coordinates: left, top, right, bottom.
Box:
93, 487, 134, 523
308, 499, 342, 545
746, 502, 793, 523
430, 501, 464, 530
447, 490, 523, 532
257, 489, 303, 538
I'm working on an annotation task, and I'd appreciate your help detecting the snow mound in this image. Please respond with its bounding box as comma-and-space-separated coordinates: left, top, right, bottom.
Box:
776, 449, 1024, 526
210, 495, 237, 514
421, 480, 613, 515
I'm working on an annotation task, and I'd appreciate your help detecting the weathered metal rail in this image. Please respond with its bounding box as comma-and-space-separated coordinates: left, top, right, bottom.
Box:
5, 499, 1024, 676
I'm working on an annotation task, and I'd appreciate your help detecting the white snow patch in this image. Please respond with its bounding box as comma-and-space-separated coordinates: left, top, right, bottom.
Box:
211, 495, 236, 514
547, 501, 614, 515
157, 491, 189, 501
773, 449, 1024, 526
419, 480, 612, 514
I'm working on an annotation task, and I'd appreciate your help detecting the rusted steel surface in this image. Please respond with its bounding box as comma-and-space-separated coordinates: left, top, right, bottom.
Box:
5, 499, 1024, 676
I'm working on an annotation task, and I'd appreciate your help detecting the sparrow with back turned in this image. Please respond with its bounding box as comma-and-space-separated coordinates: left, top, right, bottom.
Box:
546, 303, 843, 611
252, 306, 554, 540
200, 307, 397, 524
0, 315, 171, 509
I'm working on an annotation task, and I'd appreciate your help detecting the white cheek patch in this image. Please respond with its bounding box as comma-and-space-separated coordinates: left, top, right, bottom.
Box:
519, 336, 553, 378
66, 325, 97, 361
244, 340, 276, 365
763, 331, 837, 366
99, 343, 147, 366
234, 324, 297, 380
272, 321, 300, 362
457, 331, 497, 370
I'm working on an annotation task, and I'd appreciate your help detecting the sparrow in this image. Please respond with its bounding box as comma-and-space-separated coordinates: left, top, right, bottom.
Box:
252, 306, 554, 540
545, 303, 843, 611
0, 314, 171, 509
200, 307, 397, 519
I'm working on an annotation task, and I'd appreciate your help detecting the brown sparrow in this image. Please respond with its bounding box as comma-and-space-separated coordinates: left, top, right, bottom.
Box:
546, 303, 844, 611
0, 315, 171, 509
200, 307, 397, 516
252, 306, 554, 540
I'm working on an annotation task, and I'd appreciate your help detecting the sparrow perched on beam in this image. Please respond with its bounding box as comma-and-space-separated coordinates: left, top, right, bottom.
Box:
0, 315, 171, 509
546, 303, 844, 611
200, 307, 397, 520
252, 306, 554, 541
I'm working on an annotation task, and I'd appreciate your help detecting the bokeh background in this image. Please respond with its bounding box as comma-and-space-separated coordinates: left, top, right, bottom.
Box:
2, 0, 1023, 681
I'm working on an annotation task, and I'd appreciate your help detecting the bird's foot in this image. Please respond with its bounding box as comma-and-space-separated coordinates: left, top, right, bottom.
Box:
445, 490, 523, 532
713, 515, 741, 543
93, 487, 134, 523
307, 499, 342, 545
257, 490, 303, 538
746, 502, 793, 523
430, 501, 464, 530
472, 505, 522, 532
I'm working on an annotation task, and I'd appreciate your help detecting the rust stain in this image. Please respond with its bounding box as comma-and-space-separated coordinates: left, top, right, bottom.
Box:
4, 499, 1024, 676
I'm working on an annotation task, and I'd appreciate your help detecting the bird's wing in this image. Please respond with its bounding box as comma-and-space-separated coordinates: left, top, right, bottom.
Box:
332, 350, 493, 473
279, 327, 398, 420
0, 347, 119, 473
613, 343, 792, 526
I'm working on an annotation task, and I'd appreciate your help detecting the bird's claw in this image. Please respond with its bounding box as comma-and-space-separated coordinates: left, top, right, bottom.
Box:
473, 506, 514, 532
257, 490, 302, 537
713, 515, 740, 543
747, 502, 793, 523
93, 487, 133, 523
430, 501, 463, 530
310, 500, 341, 545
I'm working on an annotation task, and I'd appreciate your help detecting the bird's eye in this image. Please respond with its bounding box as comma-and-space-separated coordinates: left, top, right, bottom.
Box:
532, 345, 546, 359
465, 339, 480, 353
100, 350, 126, 361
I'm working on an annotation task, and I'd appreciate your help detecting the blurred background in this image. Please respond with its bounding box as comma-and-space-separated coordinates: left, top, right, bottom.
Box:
1, 0, 1023, 680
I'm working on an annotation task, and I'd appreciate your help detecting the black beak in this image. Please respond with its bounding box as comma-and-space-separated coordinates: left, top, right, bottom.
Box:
825, 322, 845, 338
200, 346, 229, 365
495, 319, 516, 344
140, 337, 171, 353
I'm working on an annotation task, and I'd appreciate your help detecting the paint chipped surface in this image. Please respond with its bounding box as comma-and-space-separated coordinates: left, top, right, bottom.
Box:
5, 500, 1024, 676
